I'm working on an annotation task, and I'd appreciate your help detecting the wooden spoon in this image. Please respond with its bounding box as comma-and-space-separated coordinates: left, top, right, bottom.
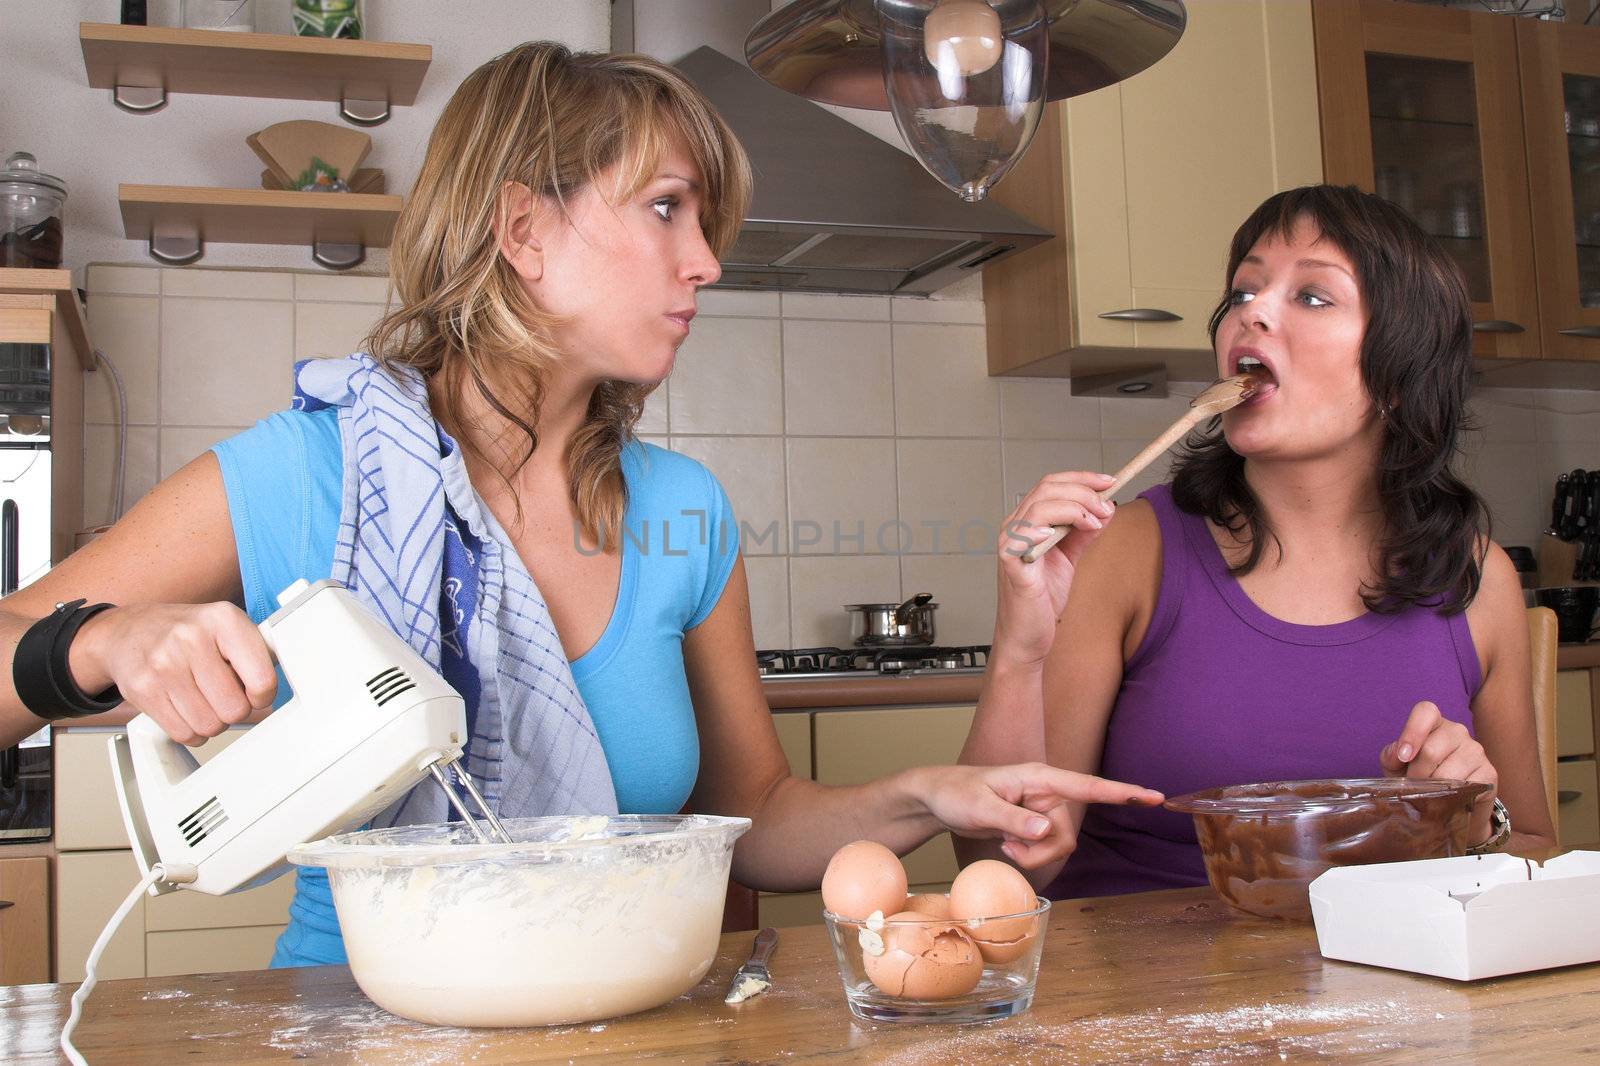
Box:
1020, 371, 1267, 564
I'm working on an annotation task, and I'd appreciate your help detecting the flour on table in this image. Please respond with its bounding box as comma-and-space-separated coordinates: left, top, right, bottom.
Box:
869, 998, 1425, 1066
195, 996, 486, 1066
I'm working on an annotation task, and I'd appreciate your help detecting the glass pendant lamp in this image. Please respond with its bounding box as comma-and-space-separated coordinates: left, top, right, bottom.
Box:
746, 0, 1186, 201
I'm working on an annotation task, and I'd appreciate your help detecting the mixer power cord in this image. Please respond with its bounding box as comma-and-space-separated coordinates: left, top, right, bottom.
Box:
60, 862, 198, 1066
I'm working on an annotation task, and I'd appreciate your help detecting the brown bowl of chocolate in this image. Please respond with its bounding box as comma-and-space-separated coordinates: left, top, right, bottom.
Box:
1164, 778, 1492, 922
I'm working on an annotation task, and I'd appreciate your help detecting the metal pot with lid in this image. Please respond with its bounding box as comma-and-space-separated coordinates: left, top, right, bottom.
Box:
0, 152, 66, 270
845, 592, 937, 646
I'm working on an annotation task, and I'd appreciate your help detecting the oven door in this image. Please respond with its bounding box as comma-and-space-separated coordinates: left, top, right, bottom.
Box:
0, 446, 52, 591
0, 444, 52, 842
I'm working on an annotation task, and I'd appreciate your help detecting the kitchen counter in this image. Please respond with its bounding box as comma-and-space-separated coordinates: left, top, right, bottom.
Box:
11, 880, 1599, 1064
762, 672, 982, 709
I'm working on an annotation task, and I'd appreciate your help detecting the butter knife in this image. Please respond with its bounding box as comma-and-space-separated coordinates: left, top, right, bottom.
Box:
724, 926, 779, 1004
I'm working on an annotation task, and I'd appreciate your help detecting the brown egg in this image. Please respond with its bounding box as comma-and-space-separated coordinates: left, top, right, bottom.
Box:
862, 911, 983, 1000
821, 840, 908, 921
904, 892, 953, 919
949, 860, 1040, 964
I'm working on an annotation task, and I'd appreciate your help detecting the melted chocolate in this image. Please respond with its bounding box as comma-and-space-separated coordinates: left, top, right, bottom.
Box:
1167, 779, 1486, 921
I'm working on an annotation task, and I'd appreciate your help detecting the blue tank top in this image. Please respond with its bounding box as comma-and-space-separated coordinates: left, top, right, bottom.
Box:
210, 407, 739, 965
1046, 483, 1482, 900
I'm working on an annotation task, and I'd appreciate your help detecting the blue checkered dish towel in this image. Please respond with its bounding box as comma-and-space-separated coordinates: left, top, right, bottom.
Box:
292, 354, 618, 827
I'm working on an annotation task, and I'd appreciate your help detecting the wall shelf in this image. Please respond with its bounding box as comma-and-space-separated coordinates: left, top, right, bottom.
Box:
118, 185, 403, 270
79, 22, 431, 125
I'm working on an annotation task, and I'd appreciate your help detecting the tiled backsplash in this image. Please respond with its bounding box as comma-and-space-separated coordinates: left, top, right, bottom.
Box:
83, 264, 1596, 652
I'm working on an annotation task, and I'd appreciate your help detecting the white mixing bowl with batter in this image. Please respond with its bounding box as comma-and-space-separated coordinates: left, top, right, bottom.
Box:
289, 813, 751, 1027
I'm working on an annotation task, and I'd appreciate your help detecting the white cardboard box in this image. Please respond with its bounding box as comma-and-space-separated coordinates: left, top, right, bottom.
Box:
1309, 851, 1600, 981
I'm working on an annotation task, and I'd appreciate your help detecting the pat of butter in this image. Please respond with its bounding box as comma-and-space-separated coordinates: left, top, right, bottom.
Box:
724, 972, 770, 1004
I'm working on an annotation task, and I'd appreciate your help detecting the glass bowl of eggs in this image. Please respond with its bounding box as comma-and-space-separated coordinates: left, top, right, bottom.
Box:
819, 841, 1050, 1024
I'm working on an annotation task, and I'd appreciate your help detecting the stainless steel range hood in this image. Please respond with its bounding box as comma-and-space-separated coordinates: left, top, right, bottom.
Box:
612, 0, 1052, 297
671, 47, 1050, 296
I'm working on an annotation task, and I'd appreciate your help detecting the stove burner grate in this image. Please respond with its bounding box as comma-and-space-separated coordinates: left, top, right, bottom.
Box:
756, 645, 989, 676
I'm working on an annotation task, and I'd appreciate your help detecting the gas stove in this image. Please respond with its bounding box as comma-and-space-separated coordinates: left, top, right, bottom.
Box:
755, 645, 989, 679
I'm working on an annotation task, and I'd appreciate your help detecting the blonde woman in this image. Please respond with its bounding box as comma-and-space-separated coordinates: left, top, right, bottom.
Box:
0, 44, 1159, 967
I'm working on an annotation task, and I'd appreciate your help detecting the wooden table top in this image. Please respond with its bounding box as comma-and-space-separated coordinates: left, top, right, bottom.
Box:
9, 885, 1600, 1064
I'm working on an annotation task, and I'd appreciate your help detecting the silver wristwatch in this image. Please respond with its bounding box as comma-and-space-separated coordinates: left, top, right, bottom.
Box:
1466, 798, 1511, 855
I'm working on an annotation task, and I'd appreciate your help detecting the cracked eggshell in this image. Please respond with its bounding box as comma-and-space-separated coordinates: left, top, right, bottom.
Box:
904, 892, 953, 919
821, 840, 908, 921
862, 911, 983, 1000
950, 860, 1039, 963
967, 925, 1034, 964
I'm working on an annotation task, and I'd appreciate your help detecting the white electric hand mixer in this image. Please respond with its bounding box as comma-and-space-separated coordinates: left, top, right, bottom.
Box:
62, 579, 512, 1065
112, 578, 514, 894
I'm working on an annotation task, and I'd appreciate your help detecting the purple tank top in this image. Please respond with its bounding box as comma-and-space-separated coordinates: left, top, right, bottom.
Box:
1045, 483, 1482, 901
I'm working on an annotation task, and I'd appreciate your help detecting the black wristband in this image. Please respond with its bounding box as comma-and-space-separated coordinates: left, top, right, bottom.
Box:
14, 599, 124, 721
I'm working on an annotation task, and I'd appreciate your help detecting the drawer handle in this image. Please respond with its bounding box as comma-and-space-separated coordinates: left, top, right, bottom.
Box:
1558, 326, 1600, 339
0, 900, 11, 910
1472, 319, 1525, 334
1559, 789, 1584, 805
1098, 307, 1183, 322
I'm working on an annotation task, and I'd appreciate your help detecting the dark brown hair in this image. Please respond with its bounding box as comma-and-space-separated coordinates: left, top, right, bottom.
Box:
1169, 183, 1490, 614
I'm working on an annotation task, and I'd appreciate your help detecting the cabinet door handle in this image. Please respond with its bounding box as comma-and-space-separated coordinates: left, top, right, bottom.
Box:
1559, 789, 1584, 805
1472, 319, 1526, 334
1558, 326, 1600, 339
0, 900, 12, 910
1098, 308, 1183, 322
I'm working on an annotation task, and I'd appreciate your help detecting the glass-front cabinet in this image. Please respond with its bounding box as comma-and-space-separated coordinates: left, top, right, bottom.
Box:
1313, 0, 1539, 359
1520, 19, 1600, 360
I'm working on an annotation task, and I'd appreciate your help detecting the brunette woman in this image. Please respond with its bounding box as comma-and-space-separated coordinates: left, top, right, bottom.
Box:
962, 184, 1554, 894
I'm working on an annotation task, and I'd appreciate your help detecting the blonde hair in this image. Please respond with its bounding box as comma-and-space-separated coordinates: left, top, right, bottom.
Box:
366, 42, 751, 547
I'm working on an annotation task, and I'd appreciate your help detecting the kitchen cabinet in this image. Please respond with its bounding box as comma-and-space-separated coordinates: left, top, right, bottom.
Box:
56, 850, 145, 982
771, 711, 811, 779
1315, 1, 1600, 380
145, 926, 286, 980
1556, 667, 1595, 758
1558, 759, 1600, 845
0, 856, 50, 984
1314, 0, 1539, 360
54, 728, 293, 981
55, 731, 135, 851
55, 849, 291, 982
1519, 17, 1600, 361
982, 0, 1323, 382
1554, 668, 1600, 845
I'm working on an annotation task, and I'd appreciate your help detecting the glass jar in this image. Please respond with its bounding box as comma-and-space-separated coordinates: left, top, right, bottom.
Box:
0, 152, 66, 270
180, 0, 255, 31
